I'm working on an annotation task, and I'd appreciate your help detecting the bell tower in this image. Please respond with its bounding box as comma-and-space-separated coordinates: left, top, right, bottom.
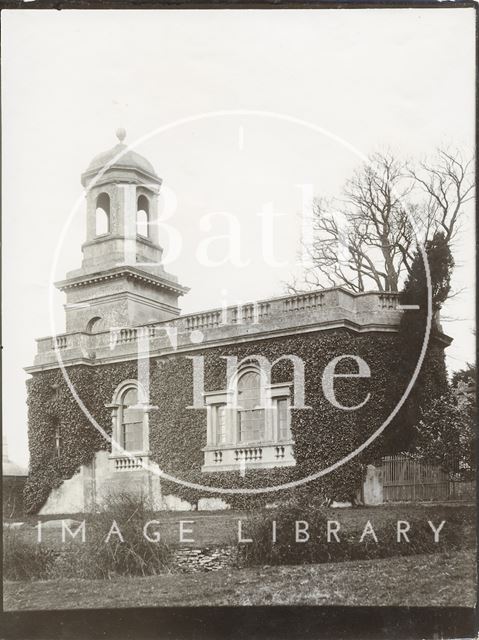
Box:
56, 129, 188, 334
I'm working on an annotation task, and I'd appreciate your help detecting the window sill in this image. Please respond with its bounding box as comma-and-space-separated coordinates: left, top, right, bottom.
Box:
201, 441, 295, 473
109, 452, 150, 472
109, 451, 151, 457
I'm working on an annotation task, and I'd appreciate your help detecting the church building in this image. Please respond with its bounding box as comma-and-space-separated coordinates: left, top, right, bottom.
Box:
24, 131, 448, 515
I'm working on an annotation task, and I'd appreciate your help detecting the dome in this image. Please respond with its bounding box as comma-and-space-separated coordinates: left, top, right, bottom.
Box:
82, 130, 159, 181
85, 143, 157, 177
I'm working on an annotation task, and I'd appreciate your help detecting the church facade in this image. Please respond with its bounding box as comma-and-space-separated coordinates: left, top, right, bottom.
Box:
24, 132, 448, 515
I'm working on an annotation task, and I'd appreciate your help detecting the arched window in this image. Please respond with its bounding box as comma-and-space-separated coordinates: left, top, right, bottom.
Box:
86, 316, 102, 334
237, 370, 265, 442
109, 381, 149, 460
137, 195, 149, 237
119, 386, 144, 452
95, 192, 110, 236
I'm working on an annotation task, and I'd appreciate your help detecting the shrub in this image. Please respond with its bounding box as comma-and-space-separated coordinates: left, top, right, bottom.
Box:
48, 492, 171, 579
236, 502, 464, 567
3, 526, 55, 580
5, 493, 172, 581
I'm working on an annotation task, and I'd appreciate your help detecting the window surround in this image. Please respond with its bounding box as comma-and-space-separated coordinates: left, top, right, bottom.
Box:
106, 380, 157, 468
202, 365, 294, 471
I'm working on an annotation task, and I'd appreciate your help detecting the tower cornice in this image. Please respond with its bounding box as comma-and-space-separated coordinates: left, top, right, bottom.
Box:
81, 165, 162, 190
55, 265, 190, 297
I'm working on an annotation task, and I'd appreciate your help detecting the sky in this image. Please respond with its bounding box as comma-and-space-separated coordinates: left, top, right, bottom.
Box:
2, 8, 476, 466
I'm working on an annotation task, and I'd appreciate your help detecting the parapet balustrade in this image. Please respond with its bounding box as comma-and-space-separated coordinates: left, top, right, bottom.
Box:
37, 332, 91, 354
33, 288, 402, 366
186, 311, 223, 331
379, 293, 399, 309
283, 291, 324, 312
52, 335, 68, 350
111, 326, 157, 345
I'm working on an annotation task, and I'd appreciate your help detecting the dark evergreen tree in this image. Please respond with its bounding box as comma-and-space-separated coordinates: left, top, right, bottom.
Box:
388, 232, 454, 452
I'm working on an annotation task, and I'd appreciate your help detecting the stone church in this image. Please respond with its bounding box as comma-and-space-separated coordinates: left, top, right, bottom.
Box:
25, 131, 450, 515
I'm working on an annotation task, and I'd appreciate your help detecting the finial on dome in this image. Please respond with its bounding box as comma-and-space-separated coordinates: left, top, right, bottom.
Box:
116, 127, 126, 143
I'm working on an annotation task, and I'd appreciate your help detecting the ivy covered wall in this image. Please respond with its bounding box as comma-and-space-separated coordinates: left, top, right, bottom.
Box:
25, 329, 410, 513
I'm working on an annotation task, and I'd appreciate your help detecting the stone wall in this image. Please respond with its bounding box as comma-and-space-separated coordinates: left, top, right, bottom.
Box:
172, 547, 235, 573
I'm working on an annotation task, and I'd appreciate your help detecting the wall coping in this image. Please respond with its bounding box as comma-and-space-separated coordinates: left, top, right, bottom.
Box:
26, 286, 451, 373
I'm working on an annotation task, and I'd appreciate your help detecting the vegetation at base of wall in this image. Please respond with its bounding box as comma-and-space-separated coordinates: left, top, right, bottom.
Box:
26, 331, 432, 513
3, 480, 27, 519
236, 501, 465, 568
49, 493, 171, 579
3, 528, 56, 581
5, 493, 171, 580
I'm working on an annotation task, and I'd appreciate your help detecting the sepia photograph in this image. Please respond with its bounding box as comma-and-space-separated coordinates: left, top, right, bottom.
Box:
1, 4, 476, 637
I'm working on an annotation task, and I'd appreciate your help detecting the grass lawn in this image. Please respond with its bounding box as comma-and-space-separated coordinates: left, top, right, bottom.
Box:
9, 503, 476, 548
4, 549, 475, 610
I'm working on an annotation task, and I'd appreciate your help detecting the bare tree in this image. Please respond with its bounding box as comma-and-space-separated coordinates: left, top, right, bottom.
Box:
408, 148, 475, 245
288, 148, 474, 296
290, 153, 415, 293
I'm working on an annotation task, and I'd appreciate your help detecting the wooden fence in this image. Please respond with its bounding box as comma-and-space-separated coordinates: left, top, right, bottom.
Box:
381, 456, 475, 503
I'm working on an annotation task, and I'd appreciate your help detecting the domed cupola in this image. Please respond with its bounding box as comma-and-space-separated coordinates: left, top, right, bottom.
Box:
81, 128, 159, 188
55, 129, 189, 334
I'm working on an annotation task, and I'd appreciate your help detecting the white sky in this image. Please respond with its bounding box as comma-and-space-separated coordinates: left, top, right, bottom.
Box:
2, 8, 476, 466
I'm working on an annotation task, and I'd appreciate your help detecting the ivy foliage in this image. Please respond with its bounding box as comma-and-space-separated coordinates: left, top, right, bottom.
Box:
24, 362, 137, 513
153, 331, 404, 507
26, 330, 421, 513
